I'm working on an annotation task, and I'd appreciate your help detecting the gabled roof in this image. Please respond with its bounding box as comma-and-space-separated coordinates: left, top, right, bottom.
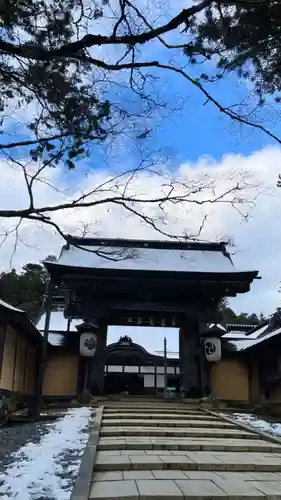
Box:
0, 298, 42, 344
44, 236, 259, 279
222, 320, 281, 353
105, 336, 179, 364
209, 323, 226, 332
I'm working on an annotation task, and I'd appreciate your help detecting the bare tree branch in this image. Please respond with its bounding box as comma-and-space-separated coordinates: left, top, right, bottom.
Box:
0, 0, 273, 261
0, 0, 212, 60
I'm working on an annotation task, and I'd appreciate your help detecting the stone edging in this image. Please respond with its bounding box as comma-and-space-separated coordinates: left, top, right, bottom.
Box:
70, 405, 104, 500
203, 407, 281, 447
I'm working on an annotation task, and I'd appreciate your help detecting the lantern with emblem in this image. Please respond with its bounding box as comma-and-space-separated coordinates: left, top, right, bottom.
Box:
76, 321, 99, 357
200, 323, 224, 362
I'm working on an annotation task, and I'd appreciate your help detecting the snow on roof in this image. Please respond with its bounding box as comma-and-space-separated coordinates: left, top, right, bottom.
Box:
48, 333, 66, 346
222, 331, 248, 339
51, 241, 250, 274
0, 298, 24, 313
228, 326, 281, 352
36, 311, 82, 332
246, 323, 269, 339
209, 323, 226, 331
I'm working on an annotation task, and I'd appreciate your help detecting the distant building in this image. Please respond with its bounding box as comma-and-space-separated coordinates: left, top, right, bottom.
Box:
1, 302, 281, 415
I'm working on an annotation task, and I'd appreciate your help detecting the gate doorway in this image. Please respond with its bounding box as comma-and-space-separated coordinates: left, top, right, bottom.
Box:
105, 373, 144, 395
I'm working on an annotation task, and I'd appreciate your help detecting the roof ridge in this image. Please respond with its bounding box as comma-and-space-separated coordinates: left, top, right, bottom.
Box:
65, 234, 227, 252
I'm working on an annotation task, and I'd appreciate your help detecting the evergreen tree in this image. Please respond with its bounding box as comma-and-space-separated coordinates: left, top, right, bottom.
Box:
0, 261, 48, 321
269, 307, 281, 330
218, 298, 264, 327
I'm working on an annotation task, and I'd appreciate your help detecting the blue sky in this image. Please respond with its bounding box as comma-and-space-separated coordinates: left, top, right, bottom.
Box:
70, 57, 280, 178
128, 63, 279, 163
151, 84, 275, 163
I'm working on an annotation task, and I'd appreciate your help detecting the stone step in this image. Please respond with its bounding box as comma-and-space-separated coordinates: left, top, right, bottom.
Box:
102, 412, 219, 420
84, 402, 281, 499
94, 450, 281, 473
99, 426, 257, 439
104, 399, 199, 404
101, 418, 234, 429
89, 470, 281, 499
103, 405, 200, 412
97, 437, 281, 453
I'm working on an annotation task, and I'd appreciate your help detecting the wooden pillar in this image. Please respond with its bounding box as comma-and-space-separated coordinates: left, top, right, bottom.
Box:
198, 325, 212, 398
199, 346, 212, 397
12, 330, 19, 391
0, 323, 6, 381
34, 278, 53, 415
88, 323, 108, 395
179, 320, 201, 398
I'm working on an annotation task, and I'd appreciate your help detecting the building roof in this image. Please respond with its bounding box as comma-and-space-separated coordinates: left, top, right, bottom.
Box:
222, 331, 248, 339
227, 328, 281, 352
222, 320, 281, 353
36, 311, 83, 346
0, 298, 24, 313
0, 298, 43, 345
209, 323, 226, 331
36, 311, 82, 332
226, 323, 258, 332
44, 236, 259, 277
105, 336, 179, 364
47, 333, 66, 346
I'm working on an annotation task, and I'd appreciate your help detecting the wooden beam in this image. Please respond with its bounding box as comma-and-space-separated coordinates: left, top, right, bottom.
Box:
0, 323, 6, 381
106, 309, 221, 326
23, 340, 28, 395
106, 300, 211, 313
12, 330, 19, 391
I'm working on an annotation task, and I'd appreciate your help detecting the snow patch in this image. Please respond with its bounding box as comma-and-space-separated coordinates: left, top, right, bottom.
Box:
0, 407, 92, 500
222, 331, 247, 339
56, 243, 243, 273
229, 412, 281, 437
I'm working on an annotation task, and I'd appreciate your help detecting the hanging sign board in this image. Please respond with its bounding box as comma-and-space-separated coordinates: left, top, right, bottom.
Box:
80, 333, 97, 357
204, 337, 221, 362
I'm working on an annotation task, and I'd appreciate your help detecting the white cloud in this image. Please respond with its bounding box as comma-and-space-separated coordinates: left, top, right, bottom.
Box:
0, 146, 281, 350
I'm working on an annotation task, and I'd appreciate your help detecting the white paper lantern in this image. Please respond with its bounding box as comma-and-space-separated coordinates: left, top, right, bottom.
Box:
204, 337, 221, 362
80, 332, 97, 357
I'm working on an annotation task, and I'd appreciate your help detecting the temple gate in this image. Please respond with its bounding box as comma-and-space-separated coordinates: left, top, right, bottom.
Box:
39, 236, 258, 399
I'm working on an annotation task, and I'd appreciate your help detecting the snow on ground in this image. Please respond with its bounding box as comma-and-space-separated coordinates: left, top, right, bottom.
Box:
0, 407, 93, 500
229, 412, 281, 437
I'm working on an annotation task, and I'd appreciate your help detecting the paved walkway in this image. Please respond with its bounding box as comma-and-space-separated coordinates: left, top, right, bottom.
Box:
88, 402, 281, 499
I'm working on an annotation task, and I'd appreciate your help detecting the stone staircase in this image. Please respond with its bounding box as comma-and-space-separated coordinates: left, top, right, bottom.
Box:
88, 402, 281, 499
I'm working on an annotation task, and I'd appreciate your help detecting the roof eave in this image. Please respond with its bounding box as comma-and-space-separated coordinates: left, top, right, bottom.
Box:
44, 261, 259, 281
